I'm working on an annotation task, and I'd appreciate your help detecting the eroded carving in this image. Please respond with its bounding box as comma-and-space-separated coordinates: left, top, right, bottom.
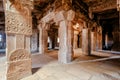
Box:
5, 11, 32, 35
7, 49, 31, 80
9, 49, 31, 61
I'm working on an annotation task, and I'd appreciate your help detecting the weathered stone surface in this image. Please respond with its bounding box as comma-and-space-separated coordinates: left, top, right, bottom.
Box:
58, 20, 73, 63
67, 10, 75, 21
7, 49, 31, 80
41, 12, 55, 23
91, 32, 97, 51
54, 11, 65, 24
90, 0, 117, 12
16, 35, 25, 49
73, 31, 79, 49
82, 28, 91, 55
6, 34, 16, 58
5, 11, 32, 35
38, 26, 48, 54
25, 36, 31, 53
97, 27, 102, 50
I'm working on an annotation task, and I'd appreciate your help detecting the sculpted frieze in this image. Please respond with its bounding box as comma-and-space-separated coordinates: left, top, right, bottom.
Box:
5, 11, 32, 35
90, 0, 116, 12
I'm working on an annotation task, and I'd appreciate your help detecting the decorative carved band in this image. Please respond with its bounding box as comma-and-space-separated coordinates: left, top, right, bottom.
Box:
91, 0, 117, 12
5, 11, 32, 35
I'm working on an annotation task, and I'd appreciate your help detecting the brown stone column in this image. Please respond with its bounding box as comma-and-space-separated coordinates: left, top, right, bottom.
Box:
91, 31, 97, 51
97, 27, 102, 50
73, 31, 79, 49
82, 28, 91, 55
38, 24, 48, 54
58, 20, 74, 63
5, 1, 33, 79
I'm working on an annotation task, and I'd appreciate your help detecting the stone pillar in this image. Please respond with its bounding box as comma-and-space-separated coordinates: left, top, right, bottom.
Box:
82, 28, 91, 55
97, 26, 102, 50
38, 24, 48, 54
73, 31, 79, 49
58, 20, 74, 63
48, 37, 52, 49
5, 0, 33, 80
49, 33, 56, 49
91, 31, 97, 51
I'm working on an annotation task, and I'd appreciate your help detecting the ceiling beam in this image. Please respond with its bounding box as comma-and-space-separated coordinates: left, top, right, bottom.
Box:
90, 0, 117, 13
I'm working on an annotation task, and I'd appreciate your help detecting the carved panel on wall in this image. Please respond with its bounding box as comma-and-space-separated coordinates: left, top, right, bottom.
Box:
5, 11, 32, 35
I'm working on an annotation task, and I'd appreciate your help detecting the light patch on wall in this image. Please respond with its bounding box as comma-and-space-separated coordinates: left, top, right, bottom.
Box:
0, 34, 2, 42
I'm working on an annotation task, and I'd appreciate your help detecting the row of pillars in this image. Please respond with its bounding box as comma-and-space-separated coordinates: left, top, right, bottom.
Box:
37, 21, 103, 63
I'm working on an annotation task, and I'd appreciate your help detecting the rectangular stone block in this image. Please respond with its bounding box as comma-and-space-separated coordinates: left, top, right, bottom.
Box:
16, 35, 25, 49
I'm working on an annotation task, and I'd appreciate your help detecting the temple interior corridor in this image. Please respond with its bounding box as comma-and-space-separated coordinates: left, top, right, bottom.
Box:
0, 0, 120, 80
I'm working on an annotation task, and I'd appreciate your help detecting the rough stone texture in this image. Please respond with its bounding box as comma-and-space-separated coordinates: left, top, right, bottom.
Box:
5, 11, 32, 36
6, 34, 16, 58
25, 36, 31, 53
73, 31, 79, 49
90, 0, 116, 12
82, 28, 91, 55
91, 32, 97, 51
7, 49, 32, 80
16, 35, 25, 49
54, 11, 65, 24
58, 20, 74, 63
5, 0, 32, 79
41, 12, 55, 23
97, 27, 102, 50
38, 26, 48, 54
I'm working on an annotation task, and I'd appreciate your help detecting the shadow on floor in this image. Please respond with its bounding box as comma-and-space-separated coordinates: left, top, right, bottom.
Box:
32, 67, 41, 74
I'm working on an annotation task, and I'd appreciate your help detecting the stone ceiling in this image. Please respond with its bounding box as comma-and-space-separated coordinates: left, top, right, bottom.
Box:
0, 0, 118, 31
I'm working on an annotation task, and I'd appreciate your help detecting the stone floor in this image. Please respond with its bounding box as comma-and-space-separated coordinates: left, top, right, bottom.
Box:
0, 49, 120, 80
22, 49, 120, 80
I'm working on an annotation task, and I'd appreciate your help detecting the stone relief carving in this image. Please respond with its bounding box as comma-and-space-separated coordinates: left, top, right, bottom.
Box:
9, 49, 31, 61
7, 49, 31, 80
5, 11, 32, 35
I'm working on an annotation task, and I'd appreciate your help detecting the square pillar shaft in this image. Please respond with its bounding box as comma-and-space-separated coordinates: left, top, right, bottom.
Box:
82, 28, 91, 55
58, 21, 74, 63
39, 27, 48, 54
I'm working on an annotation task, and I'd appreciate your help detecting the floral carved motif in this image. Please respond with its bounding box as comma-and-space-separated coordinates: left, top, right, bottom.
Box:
5, 11, 32, 35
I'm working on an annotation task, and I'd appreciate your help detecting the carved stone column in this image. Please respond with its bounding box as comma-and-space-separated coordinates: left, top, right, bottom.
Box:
56, 10, 75, 63
5, 0, 33, 80
58, 20, 74, 63
73, 31, 79, 49
91, 31, 97, 51
82, 28, 91, 55
96, 27, 102, 50
38, 23, 48, 54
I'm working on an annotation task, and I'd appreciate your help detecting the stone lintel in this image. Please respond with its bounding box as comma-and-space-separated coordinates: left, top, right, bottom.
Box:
90, 0, 117, 13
